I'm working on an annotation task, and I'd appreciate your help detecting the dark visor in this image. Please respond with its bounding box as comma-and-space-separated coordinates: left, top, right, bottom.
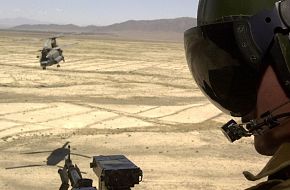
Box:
184, 22, 259, 117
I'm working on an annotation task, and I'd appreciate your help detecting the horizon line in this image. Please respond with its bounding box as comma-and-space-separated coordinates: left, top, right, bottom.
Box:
0, 16, 197, 28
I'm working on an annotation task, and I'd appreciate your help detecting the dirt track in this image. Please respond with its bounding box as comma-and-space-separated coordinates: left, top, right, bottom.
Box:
0, 31, 270, 190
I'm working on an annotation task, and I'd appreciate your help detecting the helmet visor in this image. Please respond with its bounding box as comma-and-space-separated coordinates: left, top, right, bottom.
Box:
184, 22, 259, 117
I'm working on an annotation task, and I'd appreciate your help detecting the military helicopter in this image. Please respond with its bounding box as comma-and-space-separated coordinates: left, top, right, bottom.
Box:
37, 36, 65, 70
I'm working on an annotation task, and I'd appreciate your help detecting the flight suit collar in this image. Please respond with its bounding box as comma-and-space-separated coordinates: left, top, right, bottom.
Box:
243, 143, 290, 181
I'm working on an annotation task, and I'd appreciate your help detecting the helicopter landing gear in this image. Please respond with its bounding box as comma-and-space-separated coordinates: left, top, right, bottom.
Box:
57, 64, 60, 68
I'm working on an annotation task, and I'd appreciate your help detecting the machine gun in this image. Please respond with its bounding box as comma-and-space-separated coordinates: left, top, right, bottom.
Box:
58, 146, 96, 190
58, 146, 143, 190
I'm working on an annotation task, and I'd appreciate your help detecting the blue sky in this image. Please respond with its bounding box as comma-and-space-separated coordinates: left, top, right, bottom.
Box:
0, 0, 199, 26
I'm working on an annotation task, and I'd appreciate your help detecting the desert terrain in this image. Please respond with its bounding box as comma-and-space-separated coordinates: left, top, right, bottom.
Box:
0, 31, 270, 190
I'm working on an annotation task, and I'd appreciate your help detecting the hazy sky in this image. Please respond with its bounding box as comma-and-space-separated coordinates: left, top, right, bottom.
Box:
0, 0, 199, 26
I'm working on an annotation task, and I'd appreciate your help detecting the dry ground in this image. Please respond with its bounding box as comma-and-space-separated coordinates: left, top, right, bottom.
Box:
0, 31, 270, 190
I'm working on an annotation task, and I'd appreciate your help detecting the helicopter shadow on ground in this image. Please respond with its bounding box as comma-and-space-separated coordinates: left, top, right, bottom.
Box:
5, 141, 90, 170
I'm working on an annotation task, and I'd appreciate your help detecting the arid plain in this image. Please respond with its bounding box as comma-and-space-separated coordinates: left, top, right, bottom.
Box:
0, 31, 270, 190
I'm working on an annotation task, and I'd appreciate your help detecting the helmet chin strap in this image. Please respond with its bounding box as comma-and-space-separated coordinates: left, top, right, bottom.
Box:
221, 101, 290, 143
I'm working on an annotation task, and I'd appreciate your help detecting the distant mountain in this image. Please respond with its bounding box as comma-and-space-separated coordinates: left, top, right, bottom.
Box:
0, 17, 50, 28
12, 17, 196, 33
101, 17, 196, 32
10, 17, 197, 42
12, 24, 82, 33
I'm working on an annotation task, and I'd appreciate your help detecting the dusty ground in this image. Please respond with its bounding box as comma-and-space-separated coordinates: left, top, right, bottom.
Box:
0, 31, 270, 190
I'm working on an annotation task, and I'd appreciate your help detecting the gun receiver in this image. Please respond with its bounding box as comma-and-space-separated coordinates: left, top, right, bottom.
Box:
90, 155, 143, 190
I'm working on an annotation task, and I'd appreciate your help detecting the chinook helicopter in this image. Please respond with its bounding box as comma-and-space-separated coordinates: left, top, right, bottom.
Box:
38, 36, 65, 70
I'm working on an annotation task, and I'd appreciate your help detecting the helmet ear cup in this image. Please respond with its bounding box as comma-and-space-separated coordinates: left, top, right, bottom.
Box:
270, 33, 290, 97
280, 0, 290, 28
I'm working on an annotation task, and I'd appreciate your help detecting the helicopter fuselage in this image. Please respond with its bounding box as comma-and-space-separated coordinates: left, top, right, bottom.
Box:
40, 47, 64, 69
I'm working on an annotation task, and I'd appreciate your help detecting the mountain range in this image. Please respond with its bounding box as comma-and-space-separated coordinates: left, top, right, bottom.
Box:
0, 17, 50, 28
1, 17, 197, 42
